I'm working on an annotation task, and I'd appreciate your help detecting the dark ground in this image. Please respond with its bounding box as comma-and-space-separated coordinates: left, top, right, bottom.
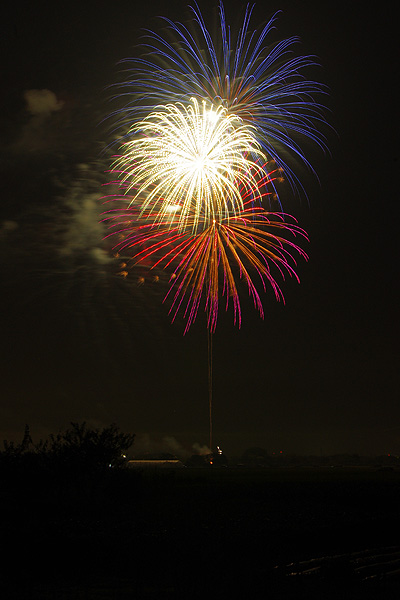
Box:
2, 466, 400, 599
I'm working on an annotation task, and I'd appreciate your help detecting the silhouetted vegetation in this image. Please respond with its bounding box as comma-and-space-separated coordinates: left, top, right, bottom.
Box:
1, 422, 135, 474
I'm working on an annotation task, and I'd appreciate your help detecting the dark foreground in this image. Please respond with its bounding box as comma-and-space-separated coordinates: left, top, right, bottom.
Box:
2, 466, 400, 598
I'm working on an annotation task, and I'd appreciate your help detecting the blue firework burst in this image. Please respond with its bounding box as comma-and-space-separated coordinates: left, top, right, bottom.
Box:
111, 1, 329, 203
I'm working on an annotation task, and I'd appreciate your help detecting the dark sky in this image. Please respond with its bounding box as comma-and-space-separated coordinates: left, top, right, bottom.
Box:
1, 0, 398, 457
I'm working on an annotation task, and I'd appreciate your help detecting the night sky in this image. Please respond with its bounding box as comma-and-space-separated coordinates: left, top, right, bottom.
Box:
1, 0, 398, 457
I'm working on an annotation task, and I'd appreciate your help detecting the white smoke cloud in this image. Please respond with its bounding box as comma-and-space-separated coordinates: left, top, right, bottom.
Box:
24, 89, 64, 116
59, 177, 110, 264
192, 442, 211, 456
89, 246, 111, 264
133, 434, 189, 458
163, 436, 187, 457
0, 220, 18, 239
11, 89, 65, 152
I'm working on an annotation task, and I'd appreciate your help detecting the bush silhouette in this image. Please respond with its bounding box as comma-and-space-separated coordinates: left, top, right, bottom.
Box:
1, 422, 135, 478
36, 421, 135, 473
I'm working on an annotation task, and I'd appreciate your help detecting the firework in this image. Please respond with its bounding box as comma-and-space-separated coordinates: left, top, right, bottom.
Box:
104, 2, 328, 331
104, 96, 306, 331
103, 202, 307, 333
112, 1, 328, 201
112, 97, 271, 232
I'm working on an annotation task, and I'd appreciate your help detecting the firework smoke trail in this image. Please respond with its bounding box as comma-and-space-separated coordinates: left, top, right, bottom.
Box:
110, 0, 328, 203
